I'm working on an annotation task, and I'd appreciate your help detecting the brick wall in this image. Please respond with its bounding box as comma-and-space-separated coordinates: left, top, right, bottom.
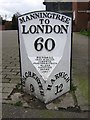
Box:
73, 2, 90, 31
44, 2, 90, 32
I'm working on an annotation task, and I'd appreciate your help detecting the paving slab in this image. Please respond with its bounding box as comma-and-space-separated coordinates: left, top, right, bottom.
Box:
3, 87, 14, 94
2, 83, 17, 88
2, 93, 10, 100
2, 79, 11, 83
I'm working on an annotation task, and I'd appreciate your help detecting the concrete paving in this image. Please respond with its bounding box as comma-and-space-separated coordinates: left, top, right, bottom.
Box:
2, 104, 89, 118
1, 30, 89, 119
72, 33, 89, 110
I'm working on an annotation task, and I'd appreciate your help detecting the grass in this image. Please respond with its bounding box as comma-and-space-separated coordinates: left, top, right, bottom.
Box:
79, 29, 90, 36
78, 78, 88, 100
40, 110, 64, 118
73, 75, 88, 101
14, 101, 22, 106
70, 82, 77, 92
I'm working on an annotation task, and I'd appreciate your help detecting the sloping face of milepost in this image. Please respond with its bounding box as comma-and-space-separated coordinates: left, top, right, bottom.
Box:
18, 11, 72, 103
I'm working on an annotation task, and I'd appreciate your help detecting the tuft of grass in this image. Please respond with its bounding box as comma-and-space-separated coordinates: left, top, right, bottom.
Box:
73, 75, 88, 101
15, 83, 21, 92
14, 101, 22, 106
79, 29, 90, 36
78, 78, 88, 100
70, 82, 77, 92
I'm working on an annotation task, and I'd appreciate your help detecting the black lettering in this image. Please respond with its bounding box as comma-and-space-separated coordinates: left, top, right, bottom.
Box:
39, 19, 44, 24
23, 71, 44, 96
29, 25, 36, 34
22, 25, 29, 34
19, 12, 70, 25
30, 14, 36, 19
25, 72, 28, 78
55, 14, 61, 20
48, 13, 53, 18
55, 73, 59, 79
45, 38, 55, 51
51, 79, 55, 84
52, 13, 57, 19
47, 84, 52, 90
59, 72, 63, 77
32, 72, 36, 79
45, 19, 50, 24
42, 12, 48, 18
61, 16, 67, 23
19, 17, 26, 24
36, 25, 44, 33
40, 90, 44, 96
34, 13, 40, 18
39, 84, 43, 90
63, 73, 68, 79
30, 84, 35, 92
66, 77, 70, 82
22, 24, 68, 34
61, 25, 69, 34
66, 18, 70, 24
54, 25, 61, 34
26, 15, 31, 21
55, 84, 63, 95
45, 25, 52, 34
36, 77, 42, 86
28, 71, 32, 77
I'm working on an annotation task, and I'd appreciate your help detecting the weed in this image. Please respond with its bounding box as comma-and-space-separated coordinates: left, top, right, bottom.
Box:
15, 83, 21, 91
14, 101, 22, 106
79, 29, 90, 36
70, 82, 77, 92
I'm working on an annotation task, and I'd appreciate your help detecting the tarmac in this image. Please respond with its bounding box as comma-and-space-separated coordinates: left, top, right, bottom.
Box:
0, 30, 89, 119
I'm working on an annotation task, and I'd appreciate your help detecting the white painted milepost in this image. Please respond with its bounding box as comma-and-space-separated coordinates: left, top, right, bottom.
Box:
18, 11, 72, 103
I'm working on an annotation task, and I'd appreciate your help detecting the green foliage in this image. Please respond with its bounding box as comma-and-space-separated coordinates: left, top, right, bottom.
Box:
80, 29, 90, 36
16, 83, 21, 90
14, 101, 22, 106
70, 82, 77, 92
77, 77, 88, 100
73, 75, 88, 103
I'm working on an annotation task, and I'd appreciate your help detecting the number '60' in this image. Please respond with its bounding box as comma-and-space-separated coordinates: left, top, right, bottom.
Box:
34, 37, 55, 51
